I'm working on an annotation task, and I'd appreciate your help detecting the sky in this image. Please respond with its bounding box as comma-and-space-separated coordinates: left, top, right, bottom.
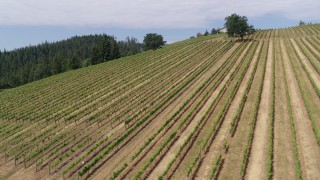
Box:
0, 0, 319, 50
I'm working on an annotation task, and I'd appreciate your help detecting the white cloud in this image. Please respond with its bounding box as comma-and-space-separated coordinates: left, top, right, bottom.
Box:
0, 0, 319, 28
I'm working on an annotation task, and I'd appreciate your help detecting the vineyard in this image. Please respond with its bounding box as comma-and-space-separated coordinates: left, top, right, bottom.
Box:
0, 24, 320, 180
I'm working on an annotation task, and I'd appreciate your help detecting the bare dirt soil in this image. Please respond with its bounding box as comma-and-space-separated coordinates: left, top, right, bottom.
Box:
273, 39, 296, 180
91, 43, 239, 180
246, 40, 273, 180
215, 41, 264, 179
280, 39, 320, 179
195, 42, 253, 179
290, 39, 320, 87
147, 43, 240, 179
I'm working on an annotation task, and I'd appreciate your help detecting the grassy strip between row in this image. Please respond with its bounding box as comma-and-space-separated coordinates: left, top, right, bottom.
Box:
172, 43, 255, 179
267, 40, 275, 179
229, 42, 262, 136
280, 39, 302, 180
78, 41, 235, 177
293, 39, 320, 98
294, 38, 320, 75
185, 42, 255, 178
132, 43, 235, 180
210, 154, 222, 179
287, 39, 320, 145
109, 42, 235, 180
159, 42, 249, 179
301, 38, 320, 62
62, 42, 226, 175
240, 40, 268, 178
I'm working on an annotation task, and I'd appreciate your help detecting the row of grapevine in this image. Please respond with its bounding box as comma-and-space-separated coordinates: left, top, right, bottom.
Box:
187, 41, 258, 179
279, 39, 302, 179
184, 42, 256, 178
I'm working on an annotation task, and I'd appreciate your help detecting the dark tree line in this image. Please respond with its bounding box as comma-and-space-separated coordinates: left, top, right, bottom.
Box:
0, 35, 143, 89
299, 20, 312, 26
91, 35, 120, 65
118, 37, 143, 57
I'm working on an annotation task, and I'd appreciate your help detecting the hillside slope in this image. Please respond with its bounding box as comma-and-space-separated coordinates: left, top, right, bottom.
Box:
0, 25, 320, 180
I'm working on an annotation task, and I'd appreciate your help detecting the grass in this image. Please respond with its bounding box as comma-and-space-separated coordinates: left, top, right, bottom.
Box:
267, 40, 275, 180
279, 39, 302, 180
1, 25, 320, 179
286, 39, 320, 145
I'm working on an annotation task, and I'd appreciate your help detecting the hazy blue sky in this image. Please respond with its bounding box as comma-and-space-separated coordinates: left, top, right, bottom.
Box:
0, 0, 319, 50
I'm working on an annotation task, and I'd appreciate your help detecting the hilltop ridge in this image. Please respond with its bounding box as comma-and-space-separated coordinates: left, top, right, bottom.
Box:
0, 24, 320, 179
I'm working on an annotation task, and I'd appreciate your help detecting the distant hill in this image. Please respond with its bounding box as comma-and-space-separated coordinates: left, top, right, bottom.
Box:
0, 35, 142, 89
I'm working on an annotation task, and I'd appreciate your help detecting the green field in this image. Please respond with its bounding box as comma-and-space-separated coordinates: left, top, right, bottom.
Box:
0, 25, 320, 180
